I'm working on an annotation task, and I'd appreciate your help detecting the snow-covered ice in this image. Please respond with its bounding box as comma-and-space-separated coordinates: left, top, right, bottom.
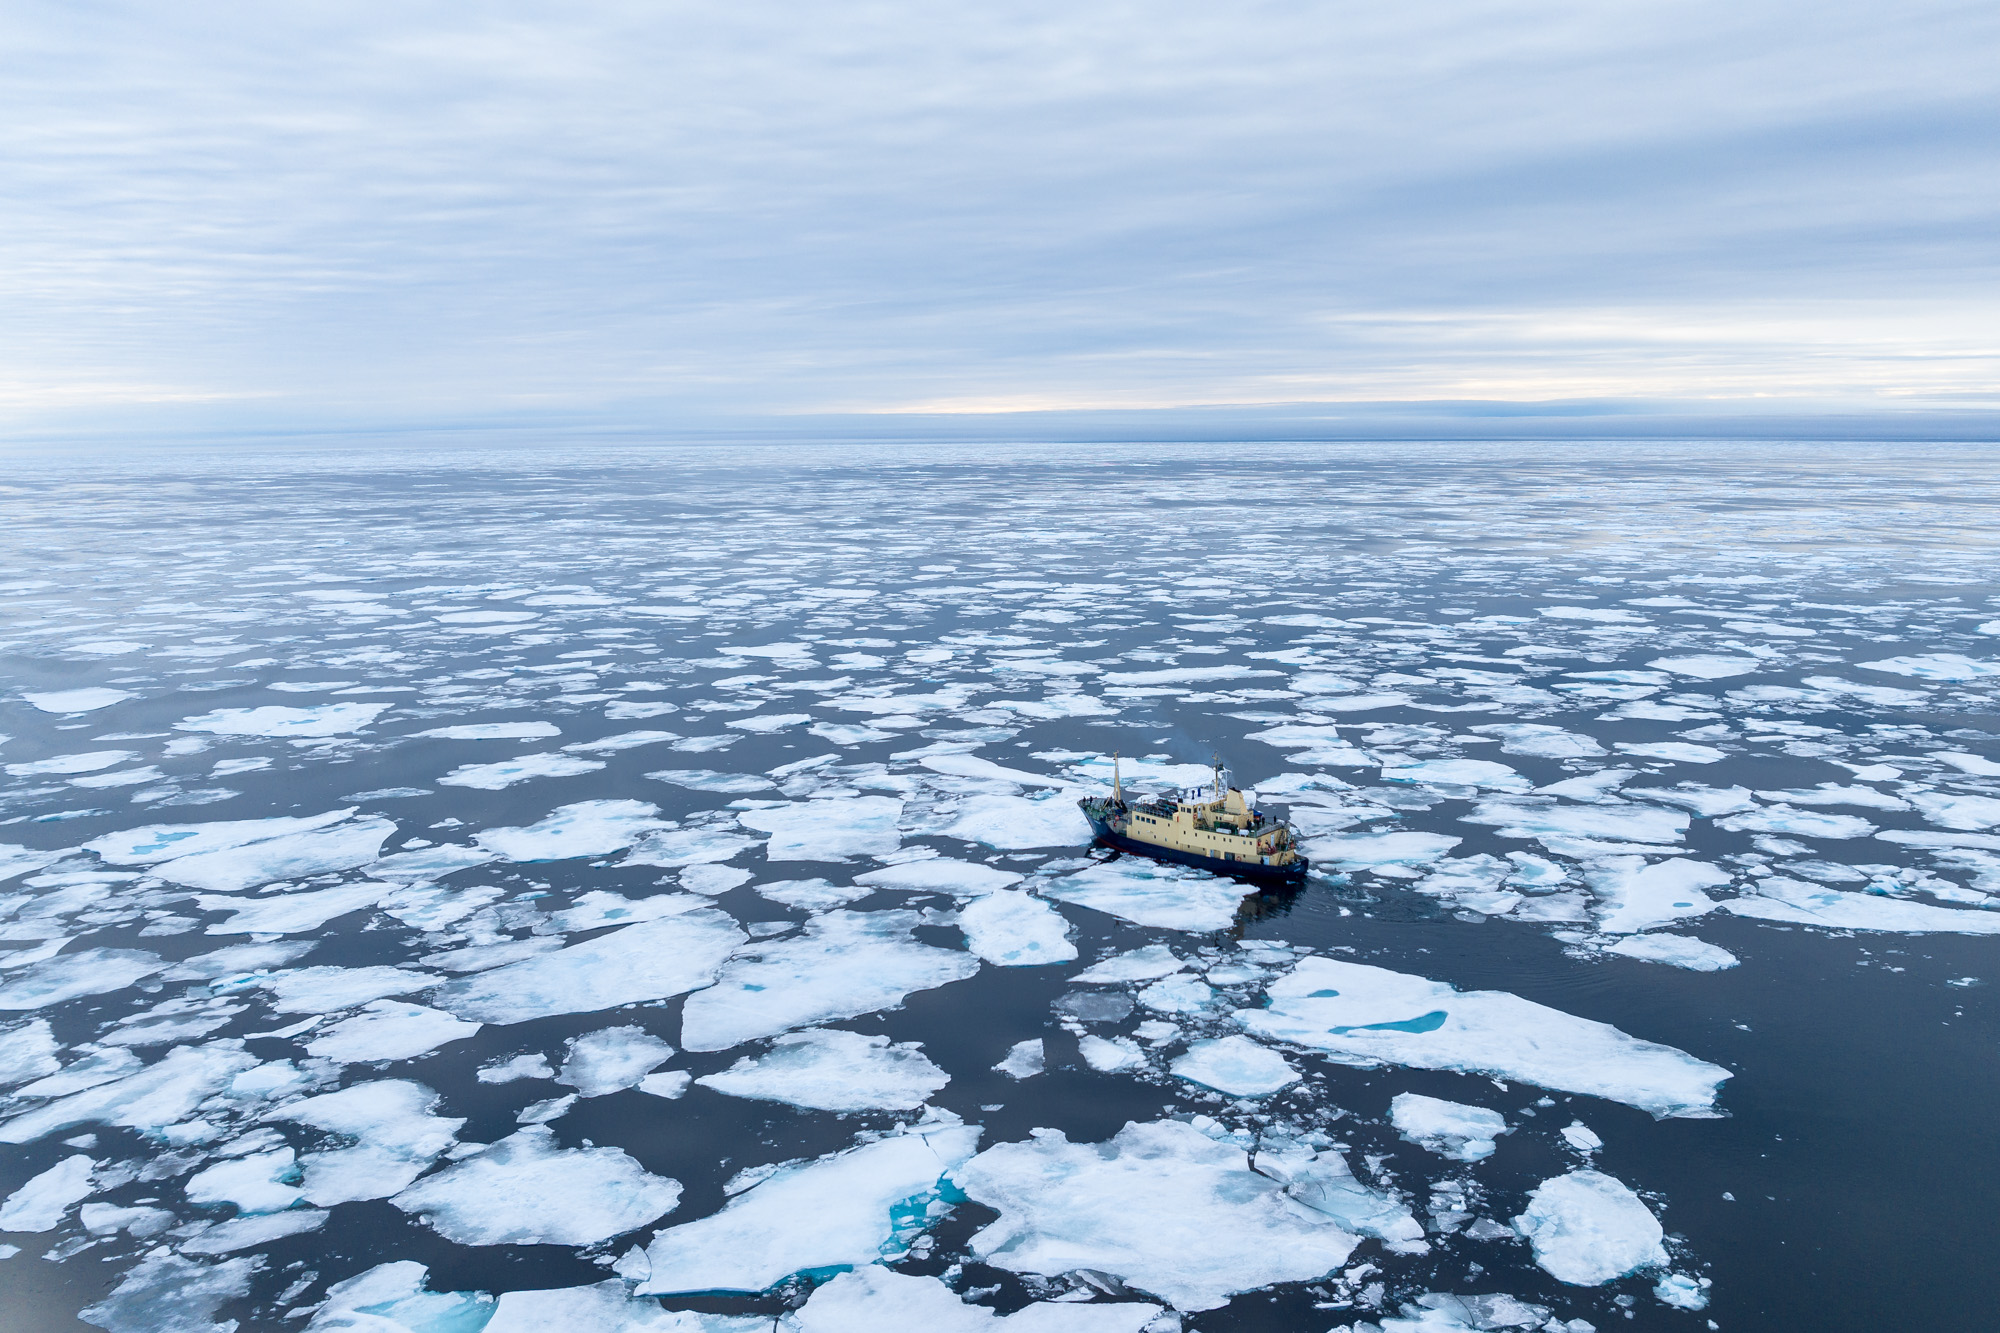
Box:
414, 721, 562, 740
959, 890, 1078, 966
1241, 958, 1731, 1117
306, 1001, 481, 1063
739, 795, 905, 861
438, 753, 605, 789
1071, 944, 1185, 983
939, 792, 1094, 850
1171, 1034, 1299, 1096
1604, 934, 1739, 970
639, 1122, 980, 1295
434, 911, 744, 1024
559, 1025, 676, 1095
475, 798, 670, 861
0, 1041, 260, 1144
1514, 1169, 1668, 1286
178, 702, 392, 738
681, 909, 979, 1051
23, 687, 132, 713
1041, 859, 1248, 931
953, 1118, 1360, 1311
696, 1028, 949, 1111
1390, 1093, 1507, 1161
1725, 879, 2000, 934
0, 1153, 95, 1230
786, 1266, 1162, 1332
853, 857, 1022, 896
995, 1038, 1045, 1079
0, 948, 163, 1011
393, 1125, 682, 1245
267, 1079, 465, 1205
1585, 857, 1730, 934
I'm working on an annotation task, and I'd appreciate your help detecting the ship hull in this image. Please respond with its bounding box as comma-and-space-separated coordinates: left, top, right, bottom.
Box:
1083, 814, 1310, 886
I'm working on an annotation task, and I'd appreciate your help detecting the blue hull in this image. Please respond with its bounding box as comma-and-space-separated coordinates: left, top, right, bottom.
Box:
1083, 815, 1310, 887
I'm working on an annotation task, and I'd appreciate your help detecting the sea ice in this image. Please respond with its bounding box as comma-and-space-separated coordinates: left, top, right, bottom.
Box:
1071, 945, 1185, 984
1171, 1034, 1299, 1096
1648, 655, 1760, 679
1312, 831, 1462, 871
393, 1124, 682, 1246
959, 891, 1078, 966
785, 1266, 1162, 1332
1724, 879, 2000, 934
1907, 790, 2000, 832
186, 1147, 303, 1213
22, 688, 131, 713
475, 799, 669, 861
680, 909, 979, 1051
953, 1118, 1359, 1311
647, 768, 777, 794
1514, 1169, 1668, 1286
0, 1041, 260, 1143
1463, 799, 1688, 848
266, 1079, 465, 1205
1857, 653, 2000, 681
739, 796, 905, 861
995, 1038, 1045, 1078
1585, 857, 1730, 934
79, 1253, 259, 1333
5, 749, 134, 776
1252, 1136, 1425, 1246
1079, 1034, 1146, 1071
304, 1261, 496, 1332
1636, 783, 1760, 817
680, 863, 755, 895
251, 965, 433, 1012
853, 857, 1023, 896
696, 1028, 949, 1111
1715, 805, 1876, 840
639, 1122, 981, 1295
625, 824, 762, 868
1389, 1093, 1507, 1162
1041, 859, 1248, 931
0, 1018, 61, 1085
414, 721, 562, 740
559, 1025, 676, 1095
305, 1001, 482, 1063
0, 947, 163, 1010
478, 1052, 554, 1084
1468, 724, 1606, 759
939, 792, 1095, 850
200, 880, 393, 935
0, 1153, 95, 1230
433, 910, 745, 1024
484, 1278, 766, 1331
1240, 958, 1730, 1117
1614, 742, 1725, 764
1381, 759, 1530, 791
438, 753, 605, 789
152, 817, 395, 892
1604, 935, 1739, 971
1136, 973, 1219, 1014
177, 702, 392, 738
367, 843, 499, 881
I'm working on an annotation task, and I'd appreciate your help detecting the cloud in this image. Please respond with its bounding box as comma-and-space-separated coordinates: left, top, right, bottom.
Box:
3, 0, 1996, 430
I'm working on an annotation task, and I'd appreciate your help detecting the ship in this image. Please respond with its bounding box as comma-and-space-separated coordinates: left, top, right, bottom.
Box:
1078, 755, 1309, 885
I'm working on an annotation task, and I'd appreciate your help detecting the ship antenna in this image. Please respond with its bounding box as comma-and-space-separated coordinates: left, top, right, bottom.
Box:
1112, 750, 1123, 803
1211, 753, 1223, 797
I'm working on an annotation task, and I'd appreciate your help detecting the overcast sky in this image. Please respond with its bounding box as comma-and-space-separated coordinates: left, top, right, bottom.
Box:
4, 1, 1995, 433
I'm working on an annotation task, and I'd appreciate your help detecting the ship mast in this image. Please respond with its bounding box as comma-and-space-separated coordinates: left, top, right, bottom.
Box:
1112, 750, 1123, 803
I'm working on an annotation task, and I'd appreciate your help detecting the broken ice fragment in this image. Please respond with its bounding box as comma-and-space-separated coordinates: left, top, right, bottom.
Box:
0, 1153, 95, 1230
1724, 879, 2000, 934
305, 1261, 497, 1332
959, 890, 1077, 966
265, 1079, 464, 1205
392, 1124, 682, 1246
558, 1025, 675, 1096
787, 1266, 1162, 1331
1603, 935, 1738, 971
1389, 1093, 1508, 1162
305, 1001, 482, 1064
994, 1039, 1045, 1079
1071, 945, 1185, 984
1514, 1168, 1668, 1286
738, 795, 905, 861
0, 948, 163, 1011
177, 702, 391, 738
1042, 859, 1249, 931
432, 910, 745, 1025
696, 1029, 948, 1111
1585, 857, 1729, 935
475, 798, 669, 861
1171, 1035, 1299, 1096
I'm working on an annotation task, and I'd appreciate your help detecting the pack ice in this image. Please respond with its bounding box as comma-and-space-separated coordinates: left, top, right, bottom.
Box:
953, 1118, 1363, 1311
1240, 958, 1730, 1118
679, 910, 978, 1052
433, 910, 745, 1024
639, 1122, 980, 1295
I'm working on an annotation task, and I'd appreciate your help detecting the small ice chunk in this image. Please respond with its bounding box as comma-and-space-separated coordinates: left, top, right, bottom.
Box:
788, 1266, 1161, 1332
680, 909, 978, 1052
393, 1124, 682, 1245
757, 877, 871, 910
439, 753, 605, 790
1042, 859, 1249, 932
177, 702, 391, 738
1604, 934, 1739, 971
478, 1052, 554, 1084
1172, 1035, 1298, 1096
1514, 1168, 1668, 1285
1389, 1093, 1508, 1161
1560, 1121, 1604, 1153
1079, 1034, 1146, 1072
854, 858, 1023, 897
697, 1029, 949, 1111
739, 795, 905, 861
639, 1122, 981, 1295
954, 1118, 1360, 1311
1072, 945, 1185, 984
680, 863, 754, 895
23, 688, 131, 714
1653, 1271, 1711, 1310
1137, 974, 1218, 1014
0, 947, 163, 1011
638, 1070, 691, 1099
960, 891, 1077, 966
559, 1025, 676, 1096
1242, 957, 1731, 1118
0, 1153, 94, 1230
80, 1254, 258, 1333
476, 798, 669, 861
995, 1038, 1045, 1079
306, 1001, 482, 1064
516, 1094, 575, 1124
433, 910, 746, 1025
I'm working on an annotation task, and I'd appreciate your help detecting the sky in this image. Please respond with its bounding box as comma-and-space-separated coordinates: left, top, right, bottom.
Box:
3, 1, 1996, 436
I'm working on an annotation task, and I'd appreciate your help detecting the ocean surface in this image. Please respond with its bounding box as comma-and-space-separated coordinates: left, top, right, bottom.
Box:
2, 438, 1998, 1332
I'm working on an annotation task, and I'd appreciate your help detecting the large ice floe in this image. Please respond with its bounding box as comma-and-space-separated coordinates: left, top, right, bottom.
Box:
959, 890, 1078, 966
1723, 878, 2000, 934
953, 1118, 1381, 1311
177, 702, 393, 738
1040, 859, 1250, 931
639, 1120, 980, 1294
738, 795, 905, 861
84, 808, 393, 891
1240, 958, 1730, 1117
1514, 1169, 1668, 1286
392, 1124, 682, 1245
680, 909, 979, 1051
696, 1028, 949, 1111
433, 910, 746, 1024
474, 799, 669, 861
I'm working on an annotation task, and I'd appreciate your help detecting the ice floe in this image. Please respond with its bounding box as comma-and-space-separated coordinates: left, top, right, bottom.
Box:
1313, 831, 1462, 872
1071, 944, 1186, 984
178, 702, 392, 738
0, 1153, 95, 1230
639, 1122, 980, 1295
1, 1040, 260, 1144
1241, 958, 1730, 1117
1858, 653, 2000, 680
559, 1025, 676, 1095
696, 1028, 949, 1111
1514, 1169, 1667, 1286
959, 890, 1078, 966
680, 909, 979, 1051
1585, 857, 1730, 934
305, 1261, 496, 1332
1171, 1034, 1299, 1096
267, 1078, 464, 1205
1468, 723, 1606, 759
79, 1253, 260, 1333
160, 818, 395, 893
200, 880, 394, 935
1648, 655, 1760, 680
306, 1001, 481, 1064
414, 721, 563, 740
940, 792, 1095, 850
475, 798, 669, 861
739, 795, 905, 861
1603, 934, 1739, 970
1381, 759, 1530, 791
853, 857, 1022, 896
1390, 1093, 1508, 1162
393, 1124, 682, 1245
1715, 804, 1876, 840
22, 687, 132, 713
0, 947, 163, 1010
439, 753, 605, 789
995, 1038, 1045, 1078
484, 1278, 763, 1330
1724, 879, 2000, 934
433, 911, 745, 1024
787, 1266, 1162, 1332
954, 1118, 1360, 1311
1041, 859, 1248, 931
0, 1018, 61, 1085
